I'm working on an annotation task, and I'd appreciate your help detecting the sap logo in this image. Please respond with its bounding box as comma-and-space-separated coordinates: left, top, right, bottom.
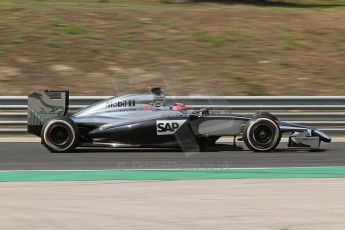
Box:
156, 120, 187, 135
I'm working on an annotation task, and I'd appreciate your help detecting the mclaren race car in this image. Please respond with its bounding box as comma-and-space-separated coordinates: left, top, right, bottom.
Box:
27, 88, 331, 153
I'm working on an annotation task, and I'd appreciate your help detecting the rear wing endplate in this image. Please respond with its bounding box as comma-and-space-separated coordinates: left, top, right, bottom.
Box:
27, 90, 69, 136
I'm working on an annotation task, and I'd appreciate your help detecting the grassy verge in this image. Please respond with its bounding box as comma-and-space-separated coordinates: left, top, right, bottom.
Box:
0, 0, 344, 96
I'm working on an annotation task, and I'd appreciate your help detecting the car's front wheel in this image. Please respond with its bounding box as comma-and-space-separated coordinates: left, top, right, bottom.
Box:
41, 117, 79, 153
243, 115, 281, 152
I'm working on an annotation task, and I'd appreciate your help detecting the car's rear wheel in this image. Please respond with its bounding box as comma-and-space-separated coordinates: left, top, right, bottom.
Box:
41, 117, 79, 153
243, 115, 281, 152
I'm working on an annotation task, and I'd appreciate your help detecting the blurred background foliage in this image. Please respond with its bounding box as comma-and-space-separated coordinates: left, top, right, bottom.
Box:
0, 0, 344, 95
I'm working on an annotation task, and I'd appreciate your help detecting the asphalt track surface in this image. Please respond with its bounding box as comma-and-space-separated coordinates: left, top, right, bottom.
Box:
0, 142, 344, 170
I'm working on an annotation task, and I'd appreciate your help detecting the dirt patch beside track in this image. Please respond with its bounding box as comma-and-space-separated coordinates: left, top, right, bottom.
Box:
0, 0, 344, 96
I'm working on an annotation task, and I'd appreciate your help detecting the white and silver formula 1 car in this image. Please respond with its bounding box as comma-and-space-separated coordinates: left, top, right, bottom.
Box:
27, 88, 331, 153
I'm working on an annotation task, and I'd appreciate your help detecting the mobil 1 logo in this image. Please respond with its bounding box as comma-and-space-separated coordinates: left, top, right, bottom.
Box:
156, 120, 187, 135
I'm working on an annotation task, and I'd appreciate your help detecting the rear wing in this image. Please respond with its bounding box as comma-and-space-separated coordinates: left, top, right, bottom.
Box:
27, 90, 69, 136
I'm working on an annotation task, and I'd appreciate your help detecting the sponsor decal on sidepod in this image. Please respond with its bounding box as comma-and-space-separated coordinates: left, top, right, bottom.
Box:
156, 120, 187, 135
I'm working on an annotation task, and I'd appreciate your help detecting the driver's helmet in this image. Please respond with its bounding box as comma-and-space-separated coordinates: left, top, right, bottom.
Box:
170, 103, 187, 111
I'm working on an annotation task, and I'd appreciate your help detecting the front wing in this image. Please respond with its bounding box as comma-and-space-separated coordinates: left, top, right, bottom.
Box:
279, 121, 331, 150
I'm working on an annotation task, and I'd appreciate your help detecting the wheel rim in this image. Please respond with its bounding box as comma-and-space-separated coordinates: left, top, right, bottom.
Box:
44, 120, 76, 151
246, 118, 280, 151
50, 125, 69, 145
253, 124, 274, 145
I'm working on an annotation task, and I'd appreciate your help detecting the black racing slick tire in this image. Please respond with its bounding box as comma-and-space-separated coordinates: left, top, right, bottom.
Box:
243, 115, 282, 152
41, 117, 79, 153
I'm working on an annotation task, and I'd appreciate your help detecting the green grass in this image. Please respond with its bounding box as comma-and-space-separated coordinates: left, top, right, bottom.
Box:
194, 30, 226, 47
51, 21, 88, 35
113, 32, 142, 48
277, 34, 311, 50
10, 36, 25, 44
46, 39, 71, 48
64, 25, 88, 35
194, 30, 252, 47
304, 28, 332, 36
150, 33, 164, 41
0, 46, 5, 55
233, 75, 266, 95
